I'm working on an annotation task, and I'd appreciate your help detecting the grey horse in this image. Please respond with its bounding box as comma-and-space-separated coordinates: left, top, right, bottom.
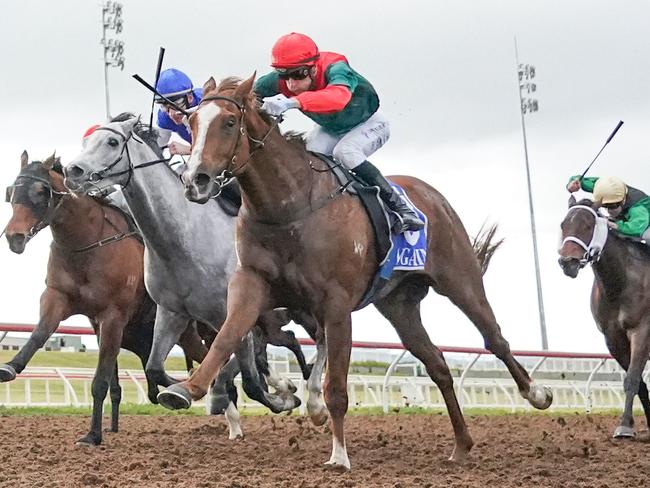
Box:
63, 116, 319, 436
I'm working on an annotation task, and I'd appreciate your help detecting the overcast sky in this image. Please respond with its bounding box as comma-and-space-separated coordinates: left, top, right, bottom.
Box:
1, 0, 649, 354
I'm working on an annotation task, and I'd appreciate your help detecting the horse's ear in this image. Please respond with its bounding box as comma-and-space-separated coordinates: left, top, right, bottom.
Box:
20, 150, 28, 168
234, 72, 256, 102
568, 195, 577, 208
203, 77, 217, 94
42, 151, 57, 170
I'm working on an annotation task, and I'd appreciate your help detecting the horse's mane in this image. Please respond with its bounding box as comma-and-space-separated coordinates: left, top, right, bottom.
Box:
110, 112, 164, 159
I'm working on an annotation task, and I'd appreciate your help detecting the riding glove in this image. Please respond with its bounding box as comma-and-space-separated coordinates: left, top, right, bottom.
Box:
261, 94, 300, 116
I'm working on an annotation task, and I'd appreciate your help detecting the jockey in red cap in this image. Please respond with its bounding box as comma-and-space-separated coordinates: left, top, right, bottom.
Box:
254, 32, 424, 233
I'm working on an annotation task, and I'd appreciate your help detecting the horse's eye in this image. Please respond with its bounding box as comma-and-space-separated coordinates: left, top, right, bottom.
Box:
107, 137, 119, 147
226, 119, 236, 128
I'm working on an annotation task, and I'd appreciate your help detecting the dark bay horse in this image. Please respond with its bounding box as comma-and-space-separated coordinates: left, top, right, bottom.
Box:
559, 197, 650, 438
2, 151, 207, 446
156, 75, 553, 470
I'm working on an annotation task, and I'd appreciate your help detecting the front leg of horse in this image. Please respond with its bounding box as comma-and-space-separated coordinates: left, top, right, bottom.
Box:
0, 292, 70, 382
323, 315, 352, 471
157, 269, 271, 410
77, 316, 124, 446
145, 307, 191, 401
613, 331, 650, 439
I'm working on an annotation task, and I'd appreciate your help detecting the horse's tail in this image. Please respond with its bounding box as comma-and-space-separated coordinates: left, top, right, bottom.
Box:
472, 223, 503, 276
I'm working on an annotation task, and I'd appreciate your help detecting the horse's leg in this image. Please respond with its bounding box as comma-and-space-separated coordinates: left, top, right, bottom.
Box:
306, 335, 328, 426
0, 290, 71, 381
435, 272, 552, 409
177, 320, 208, 370
158, 269, 272, 408
77, 312, 125, 446
237, 330, 300, 413
374, 287, 474, 462
259, 311, 313, 380
322, 314, 352, 470
615, 327, 650, 438
107, 361, 121, 433
208, 357, 245, 440
145, 306, 191, 399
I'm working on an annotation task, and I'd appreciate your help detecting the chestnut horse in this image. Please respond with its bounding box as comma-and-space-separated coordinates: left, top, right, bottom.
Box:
151, 75, 554, 470
559, 197, 650, 438
2, 152, 208, 445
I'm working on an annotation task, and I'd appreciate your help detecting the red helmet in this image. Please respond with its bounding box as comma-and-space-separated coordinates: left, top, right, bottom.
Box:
83, 124, 101, 139
271, 33, 320, 68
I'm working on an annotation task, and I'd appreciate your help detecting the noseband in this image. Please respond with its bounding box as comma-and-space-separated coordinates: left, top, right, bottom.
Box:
561, 205, 609, 268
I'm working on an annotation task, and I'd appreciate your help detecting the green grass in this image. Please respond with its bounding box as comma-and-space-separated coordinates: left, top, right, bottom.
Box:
0, 350, 188, 371
0, 404, 640, 417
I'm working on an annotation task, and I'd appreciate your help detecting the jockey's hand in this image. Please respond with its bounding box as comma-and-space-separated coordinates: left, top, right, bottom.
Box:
261, 94, 299, 116
168, 141, 191, 156
567, 178, 581, 193
607, 220, 618, 230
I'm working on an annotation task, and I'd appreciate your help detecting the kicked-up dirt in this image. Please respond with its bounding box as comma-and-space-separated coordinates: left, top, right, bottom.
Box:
0, 412, 648, 487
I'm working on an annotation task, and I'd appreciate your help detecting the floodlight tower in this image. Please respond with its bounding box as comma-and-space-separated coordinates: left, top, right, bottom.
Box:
101, 1, 125, 118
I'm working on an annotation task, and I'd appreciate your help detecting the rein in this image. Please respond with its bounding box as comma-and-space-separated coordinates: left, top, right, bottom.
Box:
561, 205, 609, 268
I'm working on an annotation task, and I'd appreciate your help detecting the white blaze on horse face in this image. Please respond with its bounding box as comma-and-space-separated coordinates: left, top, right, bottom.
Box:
187, 103, 221, 173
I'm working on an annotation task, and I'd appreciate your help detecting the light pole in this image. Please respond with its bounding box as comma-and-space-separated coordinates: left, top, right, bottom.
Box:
101, 1, 125, 119
514, 38, 548, 350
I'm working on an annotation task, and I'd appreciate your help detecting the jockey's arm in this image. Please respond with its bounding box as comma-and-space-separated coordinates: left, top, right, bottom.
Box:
294, 62, 357, 113
567, 175, 599, 193
616, 205, 650, 237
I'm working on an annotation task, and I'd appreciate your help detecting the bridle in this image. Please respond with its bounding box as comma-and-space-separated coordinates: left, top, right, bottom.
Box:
560, 205, 609, 268
195, 94, 281, 191
5, 173, 68, 244
84, 126, 171, 194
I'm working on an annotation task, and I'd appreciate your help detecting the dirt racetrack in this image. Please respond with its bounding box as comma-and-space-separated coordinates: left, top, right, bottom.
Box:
0, 412, 648, 487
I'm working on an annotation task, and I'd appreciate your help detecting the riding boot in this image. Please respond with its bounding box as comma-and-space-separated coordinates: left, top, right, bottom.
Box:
353, 161, 425, 233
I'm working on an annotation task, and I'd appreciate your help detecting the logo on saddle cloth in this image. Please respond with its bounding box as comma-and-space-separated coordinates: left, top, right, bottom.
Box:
383, 185, 428, 272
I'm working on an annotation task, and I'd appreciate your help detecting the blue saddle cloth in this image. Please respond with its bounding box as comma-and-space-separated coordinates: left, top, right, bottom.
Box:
355, 183, 428, 310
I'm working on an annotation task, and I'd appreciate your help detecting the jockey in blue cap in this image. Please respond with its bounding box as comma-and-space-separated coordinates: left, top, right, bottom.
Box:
154, 68, 203, 156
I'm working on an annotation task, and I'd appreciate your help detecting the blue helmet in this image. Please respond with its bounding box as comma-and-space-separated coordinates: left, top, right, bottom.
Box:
155, 68, 193, 101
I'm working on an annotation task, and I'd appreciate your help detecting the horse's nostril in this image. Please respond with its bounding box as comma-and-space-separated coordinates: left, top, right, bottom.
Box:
194, 173, 211, 189
66, 165, 84, 178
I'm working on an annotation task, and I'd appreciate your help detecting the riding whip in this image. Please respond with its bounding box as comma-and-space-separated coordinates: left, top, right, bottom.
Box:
132, 74, 190, 117
148, 47, 166, 128
579, 120, 624, 180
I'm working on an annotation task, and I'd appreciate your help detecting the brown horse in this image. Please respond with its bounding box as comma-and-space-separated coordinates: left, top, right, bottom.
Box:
156, 75, 553, 470
559, 197, 650, 438
2, 151, 207, 446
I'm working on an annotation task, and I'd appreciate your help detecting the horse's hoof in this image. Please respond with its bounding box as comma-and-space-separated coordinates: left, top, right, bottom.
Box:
157, 384, 192, 410
527, 384, 553, 410
307, 401, 329, 427
103, 428, 118, 433
612, 425, 636, 439
75, 433, 101, 447
636, 429, 650, 443
323, 460, 351, 472
0, 364, 17, 382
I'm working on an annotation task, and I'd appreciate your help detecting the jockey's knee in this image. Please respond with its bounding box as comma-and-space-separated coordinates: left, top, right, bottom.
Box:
332, 144, 365, 170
